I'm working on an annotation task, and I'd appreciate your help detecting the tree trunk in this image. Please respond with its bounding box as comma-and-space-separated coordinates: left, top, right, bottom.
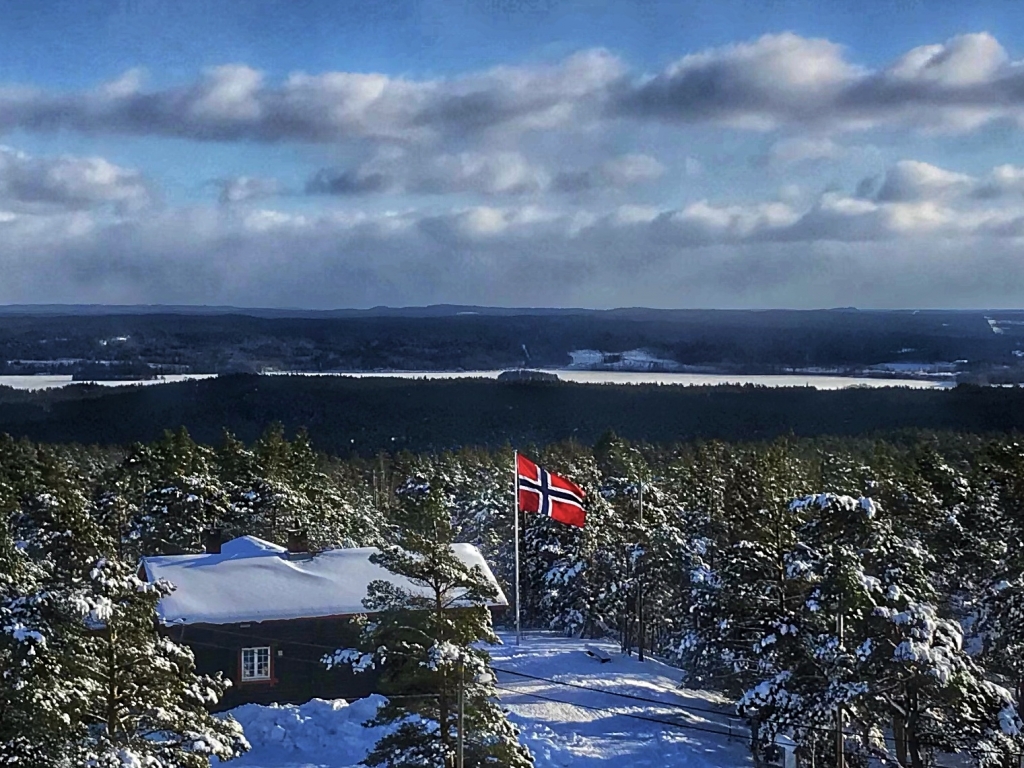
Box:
892, 716, 908, 767
906, 687, 924, 768
106, 628, 119, 742
907, 734, 924, 768
435, 587, 452, 768
748, 713, 764, 768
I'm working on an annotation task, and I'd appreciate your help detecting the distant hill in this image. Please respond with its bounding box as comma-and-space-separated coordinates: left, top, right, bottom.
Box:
3, 303, 1024, 318
1, 307, 1023, 382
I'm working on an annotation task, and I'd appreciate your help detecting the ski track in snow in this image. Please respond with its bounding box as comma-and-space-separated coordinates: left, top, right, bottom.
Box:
225, 632, 751, 768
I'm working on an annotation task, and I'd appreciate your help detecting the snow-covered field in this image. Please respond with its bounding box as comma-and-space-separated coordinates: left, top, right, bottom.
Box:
225, 633, 751, 768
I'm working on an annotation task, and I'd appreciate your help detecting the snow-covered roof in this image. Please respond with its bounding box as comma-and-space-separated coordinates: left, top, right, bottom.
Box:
141, 535, 508, 626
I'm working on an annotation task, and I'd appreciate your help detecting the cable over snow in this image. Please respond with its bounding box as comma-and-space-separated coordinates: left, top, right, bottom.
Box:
223, 633, 752, 767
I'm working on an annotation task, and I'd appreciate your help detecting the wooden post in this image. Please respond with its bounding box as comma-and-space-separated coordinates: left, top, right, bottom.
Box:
836, 604, 845, 768
457, 661, 465, 768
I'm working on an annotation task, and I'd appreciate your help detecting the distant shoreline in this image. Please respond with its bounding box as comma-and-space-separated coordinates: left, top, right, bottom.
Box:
0, 369, 957, 392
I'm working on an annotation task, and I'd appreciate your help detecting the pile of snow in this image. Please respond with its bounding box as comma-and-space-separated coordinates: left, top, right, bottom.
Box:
220, 695, 390, 767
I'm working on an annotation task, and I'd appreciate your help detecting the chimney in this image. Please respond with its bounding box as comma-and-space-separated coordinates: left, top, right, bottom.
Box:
202, 528, 223, 555
286, 528, 310, 558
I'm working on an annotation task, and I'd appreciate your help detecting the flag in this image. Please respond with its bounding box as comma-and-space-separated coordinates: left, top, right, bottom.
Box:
517, 454, 586, 528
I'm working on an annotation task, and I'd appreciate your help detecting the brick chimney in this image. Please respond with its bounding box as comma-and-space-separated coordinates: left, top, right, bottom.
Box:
286, 528, 310, 558
202, 528, 223, 555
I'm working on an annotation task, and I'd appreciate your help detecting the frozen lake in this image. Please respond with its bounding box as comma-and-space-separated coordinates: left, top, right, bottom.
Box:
267, 370, 951, 389
0, 374, 218, 391
0, 370, 952, 391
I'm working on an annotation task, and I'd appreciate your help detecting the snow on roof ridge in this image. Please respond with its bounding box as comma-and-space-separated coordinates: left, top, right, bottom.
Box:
221, 534, 287, 555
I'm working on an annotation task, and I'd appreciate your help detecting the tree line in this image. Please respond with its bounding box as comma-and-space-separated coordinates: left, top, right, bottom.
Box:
6, 375, 1024, 457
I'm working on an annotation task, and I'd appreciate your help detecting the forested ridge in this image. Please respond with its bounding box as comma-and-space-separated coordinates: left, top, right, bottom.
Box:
6, 425, 1024, 764
3, 375, 1024, 454
2, 308, 1024, 377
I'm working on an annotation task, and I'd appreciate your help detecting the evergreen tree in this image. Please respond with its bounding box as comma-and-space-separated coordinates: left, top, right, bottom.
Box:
134, 429, 230, 554
324, 483, 532, 768
0, 519, 83, 766
742, 493, 1024, 768
6, 445, 249, 767
75, 556, 249, 767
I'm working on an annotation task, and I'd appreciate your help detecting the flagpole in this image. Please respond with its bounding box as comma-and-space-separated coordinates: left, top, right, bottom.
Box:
637, 478, 645, 662
513, 449, 521, 646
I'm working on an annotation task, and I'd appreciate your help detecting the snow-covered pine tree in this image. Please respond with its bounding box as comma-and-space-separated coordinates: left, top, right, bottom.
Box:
323, 482, 532, 768
976, 442, 1024, 731
219, 432, 309, 543
296, 433, 383, 550
8, 448, 248, 767
442, 450, 513, 593
0, 433, 44, 519
742, 493, 1024, 768
519, 443, 611, 636
0, 517, 83, 766
672, 442, 809, 692
218, 426, 380, 549
134, 428, 230, 554
74, 556, 249, 767
593, 432, 652, 654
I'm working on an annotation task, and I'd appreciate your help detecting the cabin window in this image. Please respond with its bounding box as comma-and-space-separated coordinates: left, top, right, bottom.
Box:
241, 646, 271, 681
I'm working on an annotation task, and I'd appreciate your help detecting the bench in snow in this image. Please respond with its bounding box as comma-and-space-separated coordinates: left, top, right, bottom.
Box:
584, 645, 612, 663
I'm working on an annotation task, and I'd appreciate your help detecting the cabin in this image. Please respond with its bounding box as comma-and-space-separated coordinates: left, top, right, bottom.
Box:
140, 532, 507, 710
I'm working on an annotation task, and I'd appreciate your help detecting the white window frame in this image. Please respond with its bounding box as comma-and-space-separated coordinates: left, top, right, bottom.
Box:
241, 646, 271, 681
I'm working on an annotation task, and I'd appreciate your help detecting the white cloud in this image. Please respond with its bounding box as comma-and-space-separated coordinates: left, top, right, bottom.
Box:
765, 137, 843, 167
0, 147, 150, 212
627, 33, 859, 130
885, 33, 1007, 87
214, 176, 282, 204
874, 160, 974, 202
625, 31, 1024, 134
972, 165, 1024, 199
0, 49, 624, 146
599, 154, 665, 185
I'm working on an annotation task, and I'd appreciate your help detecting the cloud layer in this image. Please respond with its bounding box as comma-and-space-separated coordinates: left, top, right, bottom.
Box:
4, 31, 1024, 308
4, 32, 1024, 147
2, 154, 1024, 308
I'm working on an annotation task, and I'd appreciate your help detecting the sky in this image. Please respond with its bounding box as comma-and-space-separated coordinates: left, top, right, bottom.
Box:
3, 0, 1024, 309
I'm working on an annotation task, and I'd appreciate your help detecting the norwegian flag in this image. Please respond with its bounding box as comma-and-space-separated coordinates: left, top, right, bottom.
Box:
517, 454, 586, 528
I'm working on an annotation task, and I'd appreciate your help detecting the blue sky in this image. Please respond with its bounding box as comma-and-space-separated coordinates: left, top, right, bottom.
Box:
2, 0, 1024, 308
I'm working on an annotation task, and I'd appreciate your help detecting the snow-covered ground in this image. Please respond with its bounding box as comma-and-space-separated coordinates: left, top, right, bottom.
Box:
491, 633, 751, 768
225, 633, 751, 768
